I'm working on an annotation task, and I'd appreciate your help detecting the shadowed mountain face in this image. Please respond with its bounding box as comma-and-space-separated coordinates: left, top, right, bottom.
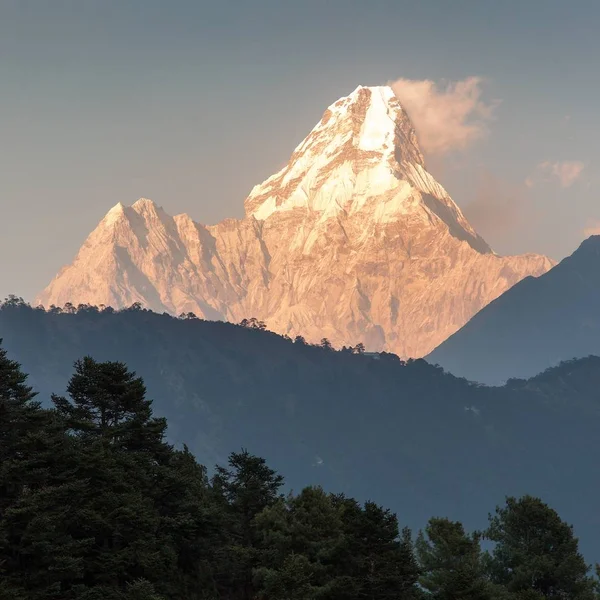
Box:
36, 86, 552, 358
2, 302, 600, 559
427, 236, 600, 384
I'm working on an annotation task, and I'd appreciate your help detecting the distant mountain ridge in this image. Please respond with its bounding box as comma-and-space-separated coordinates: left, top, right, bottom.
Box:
36, 85, 553, 357
427, 235, 600, 383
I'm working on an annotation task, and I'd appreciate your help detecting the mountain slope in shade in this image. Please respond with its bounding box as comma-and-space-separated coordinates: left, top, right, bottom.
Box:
36, 85, 553, 357
427, 236, 600, 383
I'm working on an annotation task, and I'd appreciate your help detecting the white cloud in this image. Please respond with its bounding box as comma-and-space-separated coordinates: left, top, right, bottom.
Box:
390, 76, 497, 155
526, 160, 585, 188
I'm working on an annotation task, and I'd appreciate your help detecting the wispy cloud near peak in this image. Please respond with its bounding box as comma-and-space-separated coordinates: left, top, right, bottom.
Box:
390, 76, 497, 155
526, 160, 585, 189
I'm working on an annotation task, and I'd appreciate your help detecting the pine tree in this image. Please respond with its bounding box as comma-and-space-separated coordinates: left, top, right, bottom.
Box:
49, 358, 176, 598
212, 450, 284, 600
254, 486, 345, 598
416, 517, 494, 599
256, 554, 316, 600
212, 450, 284, 541
53, 357, 168, 455
0, 342, 87, 599
152, 445, 221, 599
330, 496, 422, 599
485, 495, 597, 599
0, 340, 44, 509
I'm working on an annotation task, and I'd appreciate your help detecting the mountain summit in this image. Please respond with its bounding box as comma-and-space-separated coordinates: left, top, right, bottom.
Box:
36, 85, 553, 357
245, 86, 490, 254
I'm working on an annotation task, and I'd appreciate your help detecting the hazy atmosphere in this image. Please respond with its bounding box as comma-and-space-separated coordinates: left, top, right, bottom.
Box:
4, 2, 600, 597
1, 0, 598, 300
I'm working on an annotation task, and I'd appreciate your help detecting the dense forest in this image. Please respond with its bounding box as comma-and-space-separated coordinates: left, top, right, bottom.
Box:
2, 298, 600, 562
1, 343, 598, 599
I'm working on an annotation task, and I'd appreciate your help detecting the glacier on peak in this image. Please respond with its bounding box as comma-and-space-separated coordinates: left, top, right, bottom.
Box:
245, 85, 488, 253
36, 85, 554, 358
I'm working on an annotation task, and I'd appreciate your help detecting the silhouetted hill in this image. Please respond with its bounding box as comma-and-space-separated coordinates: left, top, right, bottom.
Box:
427, 236, 600, 384
2, 300, 600, 558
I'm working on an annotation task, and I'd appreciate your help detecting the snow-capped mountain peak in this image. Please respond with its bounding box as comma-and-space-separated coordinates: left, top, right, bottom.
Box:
245, 85, 488, 253
36, 86, 554, 357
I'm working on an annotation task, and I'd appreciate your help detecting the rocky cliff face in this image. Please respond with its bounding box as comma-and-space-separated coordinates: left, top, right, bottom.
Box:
36, 85, 554, 357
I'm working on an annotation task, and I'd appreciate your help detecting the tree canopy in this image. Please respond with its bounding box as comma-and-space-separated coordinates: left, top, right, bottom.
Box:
0, 341, 598, 598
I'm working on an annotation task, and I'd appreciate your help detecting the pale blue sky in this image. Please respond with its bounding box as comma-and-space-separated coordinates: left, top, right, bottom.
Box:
1, 0, 598, 300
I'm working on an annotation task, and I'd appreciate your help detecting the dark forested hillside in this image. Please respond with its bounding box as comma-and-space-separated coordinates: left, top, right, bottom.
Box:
2, 299, 600, 560
2, 346, 596, 598
427, 235, 600, 384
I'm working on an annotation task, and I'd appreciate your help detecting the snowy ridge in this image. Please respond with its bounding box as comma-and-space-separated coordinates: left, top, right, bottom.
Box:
36, 86, 554, 357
